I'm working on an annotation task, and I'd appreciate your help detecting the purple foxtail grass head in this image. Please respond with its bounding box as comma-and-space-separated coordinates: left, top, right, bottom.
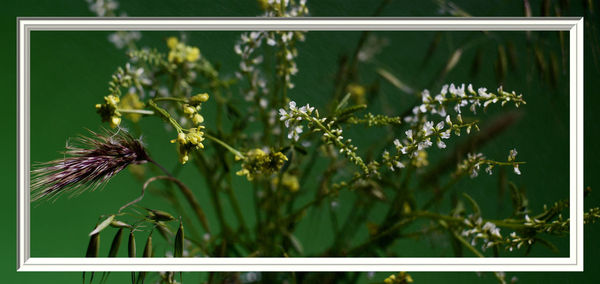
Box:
31, 128, 150, 202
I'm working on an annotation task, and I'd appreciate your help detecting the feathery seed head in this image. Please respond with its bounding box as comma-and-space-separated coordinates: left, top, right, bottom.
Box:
31, 128, 149, 202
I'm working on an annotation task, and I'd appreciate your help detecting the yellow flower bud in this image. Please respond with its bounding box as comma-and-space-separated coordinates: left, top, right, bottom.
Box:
180, 153, 189, 164
191, 93, 210, 104
192, 113, 204, 124
166, 37, 179, 49
186, 47, 200, 62
106, 95, 119, 106
183, 104, 196, 115
177, 132, 186, 144
110, 116, 121, 128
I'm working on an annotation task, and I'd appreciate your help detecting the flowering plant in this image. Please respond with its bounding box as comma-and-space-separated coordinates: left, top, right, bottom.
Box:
28, 1, 600, 283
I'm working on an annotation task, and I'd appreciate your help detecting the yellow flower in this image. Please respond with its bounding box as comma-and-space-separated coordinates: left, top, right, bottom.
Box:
384, 274, 396, 284
118, 92, 145, 122
182, 94, 210, 125
110, 116, 121, 128
170, 127, 206, 164
182, 104, 197, 116
95, 95, 121, 128
185, 46, 200, 62
412, 150, 429, 168
272, 173, 300, 192
166, 37, 201, 64
346, 83, 367, 105
236, 149, 288, 181
192, 113, 204, 124
189, 93, 210, 106
384, 272, 413, 284
166, 37, 179, 49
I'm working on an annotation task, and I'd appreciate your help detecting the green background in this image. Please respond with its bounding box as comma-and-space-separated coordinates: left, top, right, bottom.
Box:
3, 0, 600, 283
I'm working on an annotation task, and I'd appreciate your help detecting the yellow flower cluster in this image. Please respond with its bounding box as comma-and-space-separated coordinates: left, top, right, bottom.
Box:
95, 95, 121, 128
166, 37, 200, 64
411, 150, 429, 168
236, 149, 288, 181
118, 92, 145, 122
384, 272, 413, 284
346, 83, 367, 105
182, 93, 210, 125
271, 173, 300, 192
171, 126, 205, 164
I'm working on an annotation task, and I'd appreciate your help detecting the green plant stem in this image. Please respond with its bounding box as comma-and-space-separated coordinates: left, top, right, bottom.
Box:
147, 99, 183, 132
152, 97, 187, 103
204, 133, 245, 159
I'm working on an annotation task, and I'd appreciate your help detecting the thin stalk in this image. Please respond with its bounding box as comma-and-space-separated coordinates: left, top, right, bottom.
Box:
147, 158, 212, 234
205, 133, 245, 159
118, 109, 155, 115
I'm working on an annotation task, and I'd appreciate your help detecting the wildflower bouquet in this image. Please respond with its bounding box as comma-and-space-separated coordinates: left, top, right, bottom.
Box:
28, 0, 600, 283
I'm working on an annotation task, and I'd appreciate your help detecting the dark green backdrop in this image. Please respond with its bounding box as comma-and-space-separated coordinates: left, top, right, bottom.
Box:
3, 0, 600, 283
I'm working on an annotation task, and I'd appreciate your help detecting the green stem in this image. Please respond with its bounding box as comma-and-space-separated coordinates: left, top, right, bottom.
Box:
204, 133, 245, 159
152, 97, 188, 103
451, 230, 484, 257
147, 99, 183, 132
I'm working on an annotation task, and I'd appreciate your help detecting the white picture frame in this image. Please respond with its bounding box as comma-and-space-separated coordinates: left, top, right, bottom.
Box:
17, 17, 584, 272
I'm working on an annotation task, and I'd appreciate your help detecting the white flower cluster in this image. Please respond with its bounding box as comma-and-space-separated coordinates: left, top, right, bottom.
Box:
86, 0, 142, 50
383, 115, 469, 171
261, 0, 309, 17
86, 0, 118, 17
508, 148, 521, 175
461, 216, 503, 251
456, 149, 522, 178
234, 31, 270, 102
279, 101, 315, 141
505, 230, 534, 252
405, 83, 525, 125
108, 31, 141, 50
234, 0, 309, 101
280, 101, 371, 175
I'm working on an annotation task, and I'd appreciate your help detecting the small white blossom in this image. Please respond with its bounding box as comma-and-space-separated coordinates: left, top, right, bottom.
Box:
417, 138, 432, 150
485, 165, 493, 175
440, 130, 451, 139
437, 139, 446, 149
513, 164, 521, 175
405, 129, 413, 140
423, 121, 434, 136
435, 121, 445, 131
